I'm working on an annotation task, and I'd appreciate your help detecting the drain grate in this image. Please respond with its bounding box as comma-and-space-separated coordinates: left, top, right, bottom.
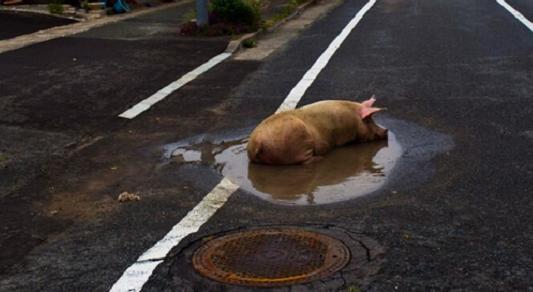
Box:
192, 227, 350, 286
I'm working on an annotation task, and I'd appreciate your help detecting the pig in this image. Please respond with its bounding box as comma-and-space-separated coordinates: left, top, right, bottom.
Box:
247, 96, 387, 165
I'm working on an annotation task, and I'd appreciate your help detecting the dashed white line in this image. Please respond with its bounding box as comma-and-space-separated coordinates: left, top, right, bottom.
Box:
277, 0, 377, 113
118, 52, 232, 119
110, 177, 239, 292
110, 0, 376, 290
496, 0, 533, 32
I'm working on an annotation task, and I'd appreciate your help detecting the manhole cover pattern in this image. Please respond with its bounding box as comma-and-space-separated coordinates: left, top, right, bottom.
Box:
192, 228, 351, 286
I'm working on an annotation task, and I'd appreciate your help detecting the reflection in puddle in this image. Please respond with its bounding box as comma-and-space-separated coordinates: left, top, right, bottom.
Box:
169, 132, 402, 205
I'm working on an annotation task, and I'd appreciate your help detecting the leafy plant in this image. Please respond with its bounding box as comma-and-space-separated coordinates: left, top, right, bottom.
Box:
210, 0, 261, 28
242, 37, 256, 48
81, 0, 90, 11
48, 0, 64, 14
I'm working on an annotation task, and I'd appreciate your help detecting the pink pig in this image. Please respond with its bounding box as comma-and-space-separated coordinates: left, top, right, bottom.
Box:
247, 96, 387, 165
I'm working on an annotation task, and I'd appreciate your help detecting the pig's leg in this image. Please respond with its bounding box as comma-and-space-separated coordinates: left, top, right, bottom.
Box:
302, 155, 323, 165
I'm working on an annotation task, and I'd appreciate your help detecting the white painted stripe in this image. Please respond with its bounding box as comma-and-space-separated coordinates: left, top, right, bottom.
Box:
118, 52, 232, 119
110, 0, 376, 290
276, 0, 377, 113
110, 260, 163, 292
109, 178, 239, 292
496, 0, 533, 32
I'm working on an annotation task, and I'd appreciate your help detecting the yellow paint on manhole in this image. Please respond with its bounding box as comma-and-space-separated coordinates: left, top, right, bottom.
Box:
192, 228, 350, 286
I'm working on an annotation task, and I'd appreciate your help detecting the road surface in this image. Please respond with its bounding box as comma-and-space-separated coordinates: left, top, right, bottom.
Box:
0, 0, 532, 290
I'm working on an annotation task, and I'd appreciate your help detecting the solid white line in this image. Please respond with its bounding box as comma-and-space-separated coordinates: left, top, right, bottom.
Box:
109, 178, 239, 292
110, 0, 376, 290
496, 0, 533, 32
276, 0, 377, 113
118, 52, 232, 119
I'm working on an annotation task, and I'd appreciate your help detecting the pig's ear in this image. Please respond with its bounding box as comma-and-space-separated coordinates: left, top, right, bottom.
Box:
361, 95, 377, 107
359, 106, 385, 120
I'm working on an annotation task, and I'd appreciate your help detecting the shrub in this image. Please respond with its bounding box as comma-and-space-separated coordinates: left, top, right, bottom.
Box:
242, 37, 256, 48
48, 1, 64, 14
210, 0, 261, 28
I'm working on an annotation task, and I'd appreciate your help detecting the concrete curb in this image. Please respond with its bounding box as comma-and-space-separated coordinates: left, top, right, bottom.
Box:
1, 6, 82, 21
224, 0, 317, 54
0, 0, 192, 54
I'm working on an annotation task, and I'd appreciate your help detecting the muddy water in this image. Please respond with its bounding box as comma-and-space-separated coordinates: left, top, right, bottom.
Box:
169, 133, 402, 205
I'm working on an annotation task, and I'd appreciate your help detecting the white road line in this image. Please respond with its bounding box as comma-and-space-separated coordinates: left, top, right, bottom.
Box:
118, 52, 232, 119
110, 0, 376, 290
496, 0, 533, 32
276, 0, 377, 113
110, 178, 239, 292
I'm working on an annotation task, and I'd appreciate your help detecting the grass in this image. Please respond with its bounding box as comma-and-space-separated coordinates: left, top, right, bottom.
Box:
182, 9, 196, 23
263, 0, 309, 29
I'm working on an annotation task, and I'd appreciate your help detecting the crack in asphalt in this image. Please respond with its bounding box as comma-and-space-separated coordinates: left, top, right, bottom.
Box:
342, 230, 373, 262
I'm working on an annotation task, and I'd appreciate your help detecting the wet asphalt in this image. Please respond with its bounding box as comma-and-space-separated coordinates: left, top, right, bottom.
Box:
0, 10, 76, 40
1, 0, 533, 291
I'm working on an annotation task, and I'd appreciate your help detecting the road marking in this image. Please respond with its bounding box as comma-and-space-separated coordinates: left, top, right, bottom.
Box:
496, 0, 533, 32
277, 0, 377, 113
110, 177, 239, 292
110, 0, 376, 290
118, 52, 232, 119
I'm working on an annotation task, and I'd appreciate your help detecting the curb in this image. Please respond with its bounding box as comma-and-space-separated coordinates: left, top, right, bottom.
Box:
1, 6, 82, 21
224, 0, 317, 54
0, 0, 192, 54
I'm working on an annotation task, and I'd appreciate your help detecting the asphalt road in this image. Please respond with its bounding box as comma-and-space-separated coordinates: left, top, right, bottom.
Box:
0, 10, 76, 40
0, 0, 532, 291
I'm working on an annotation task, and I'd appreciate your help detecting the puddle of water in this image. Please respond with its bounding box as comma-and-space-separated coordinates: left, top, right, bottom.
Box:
169, 132, 402, 205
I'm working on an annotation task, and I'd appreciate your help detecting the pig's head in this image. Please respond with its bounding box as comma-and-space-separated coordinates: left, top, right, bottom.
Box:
358, 96, 388, 141
248, 114, 315, 165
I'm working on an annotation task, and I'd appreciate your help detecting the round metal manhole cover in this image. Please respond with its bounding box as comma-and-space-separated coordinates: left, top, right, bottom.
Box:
192, 227, 351, 286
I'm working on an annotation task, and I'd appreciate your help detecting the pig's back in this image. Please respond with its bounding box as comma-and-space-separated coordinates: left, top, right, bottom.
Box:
295, 100, 362, 147
247, 112, 315, 164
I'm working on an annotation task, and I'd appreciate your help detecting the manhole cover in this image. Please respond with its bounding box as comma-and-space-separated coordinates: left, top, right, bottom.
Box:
192, 227, 351, 286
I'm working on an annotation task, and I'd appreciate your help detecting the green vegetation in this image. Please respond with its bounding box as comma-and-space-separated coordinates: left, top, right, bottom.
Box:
242, 37, 257, 48
48, 0, 64, 14
210, 0, 261, 28
264, 0, 308, 29
182, 9, 196, 23
346, 285, 361, 292
181, 0, 262, 36
181, 0, 312, 36
81, 0, 90, 12
0, 153, 9, 168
